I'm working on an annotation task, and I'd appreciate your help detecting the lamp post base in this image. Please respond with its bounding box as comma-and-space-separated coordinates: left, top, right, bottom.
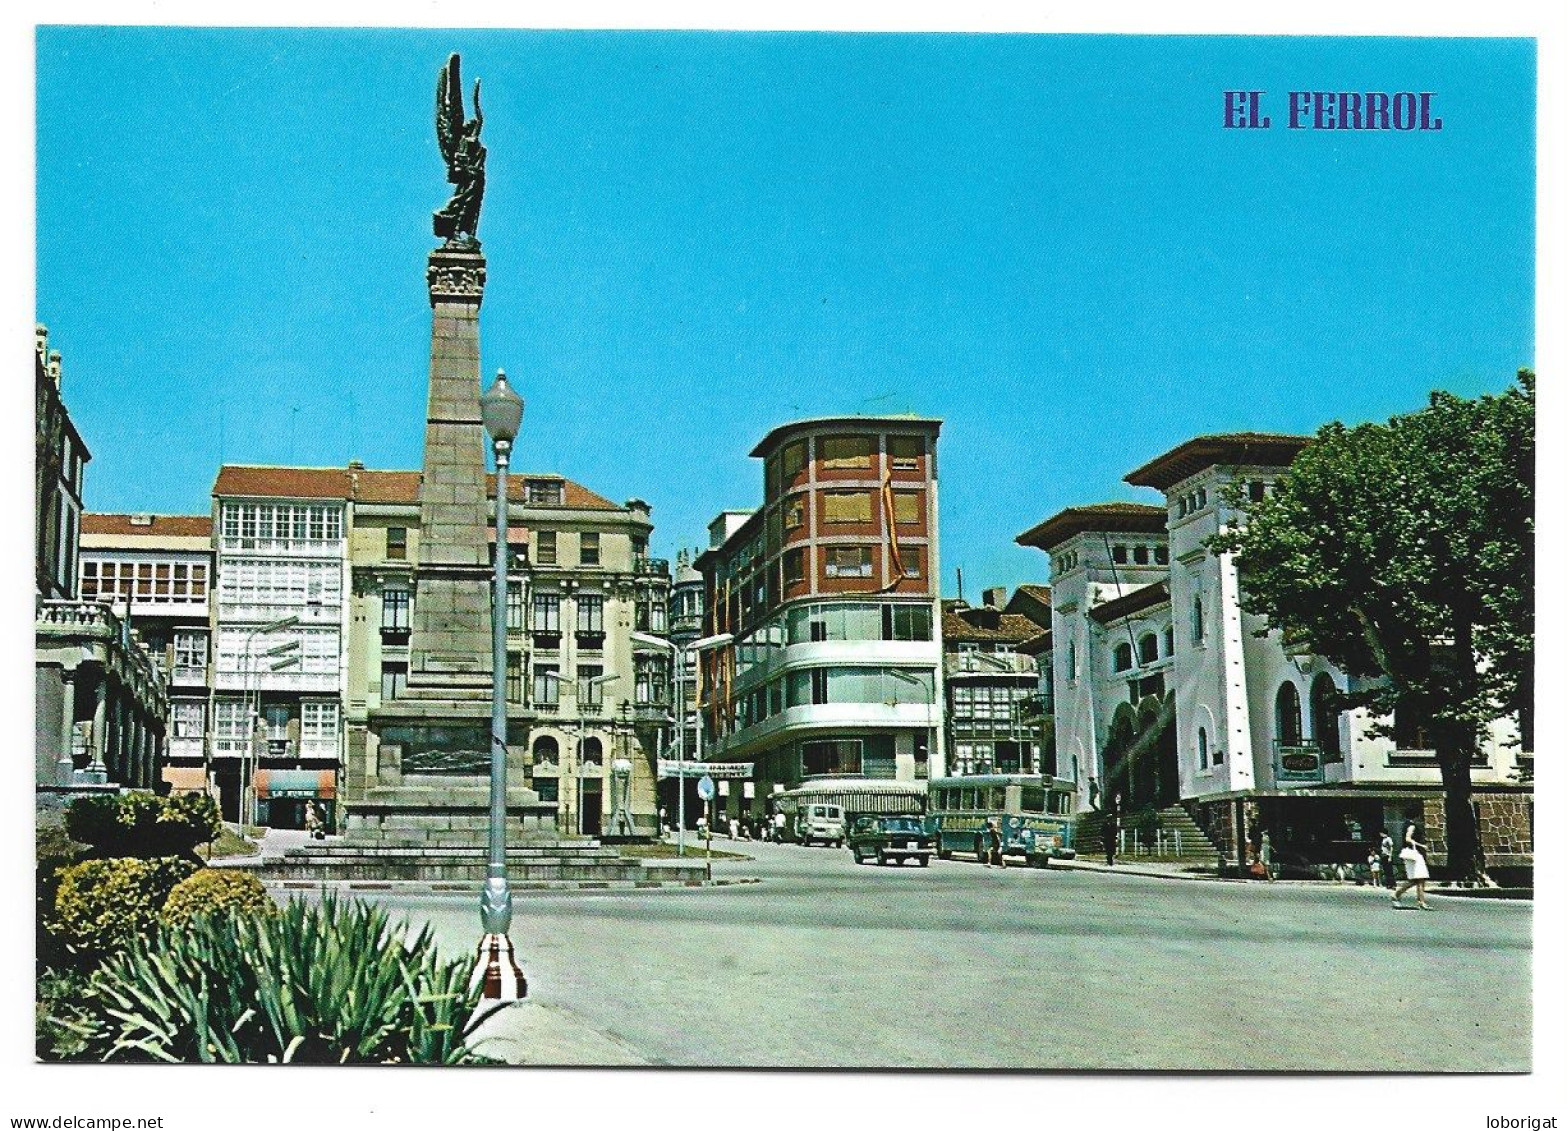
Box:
470, 933, 528, 1001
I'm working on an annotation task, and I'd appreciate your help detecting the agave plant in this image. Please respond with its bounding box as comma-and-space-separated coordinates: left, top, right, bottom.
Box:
56, 895, 484, 1064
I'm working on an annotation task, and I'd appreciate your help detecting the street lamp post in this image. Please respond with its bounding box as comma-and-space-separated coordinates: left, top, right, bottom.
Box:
474, 369, 526, 1002
240, 614, 300, 829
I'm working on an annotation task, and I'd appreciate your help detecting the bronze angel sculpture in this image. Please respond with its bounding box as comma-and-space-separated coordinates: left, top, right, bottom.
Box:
433, 53, 486, 245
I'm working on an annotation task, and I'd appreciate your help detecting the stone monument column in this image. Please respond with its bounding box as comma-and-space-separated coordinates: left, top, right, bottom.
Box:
405, 245, 494, 698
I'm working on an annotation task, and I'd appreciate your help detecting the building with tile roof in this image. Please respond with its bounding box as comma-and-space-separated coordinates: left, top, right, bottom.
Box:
942, 587, 1051, 778
79, 513, 216, 793
198, 460, 670, 833
1018, 431, 1532, 875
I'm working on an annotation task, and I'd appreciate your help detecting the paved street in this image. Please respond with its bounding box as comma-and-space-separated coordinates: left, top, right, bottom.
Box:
346, 838, 1530, 1071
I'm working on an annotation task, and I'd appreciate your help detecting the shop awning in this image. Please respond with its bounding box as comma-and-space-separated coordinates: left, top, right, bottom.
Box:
255, 769, 337, 800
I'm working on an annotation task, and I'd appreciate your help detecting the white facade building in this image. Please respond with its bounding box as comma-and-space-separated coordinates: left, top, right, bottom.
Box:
211, 467, 352, 825
1019, 433, 1533, 874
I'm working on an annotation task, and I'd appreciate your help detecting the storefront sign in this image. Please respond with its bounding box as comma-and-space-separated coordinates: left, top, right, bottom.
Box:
657, 760, 753, 779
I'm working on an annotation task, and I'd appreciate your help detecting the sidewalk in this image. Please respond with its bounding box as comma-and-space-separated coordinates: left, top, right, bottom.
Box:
464, 999, 652, 1066
1054, 857, 1530, 898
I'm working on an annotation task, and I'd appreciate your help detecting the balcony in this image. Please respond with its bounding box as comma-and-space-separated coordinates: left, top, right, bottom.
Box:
634, 556, 670, 578
213, 669, 341, 694
944, 652, 1038, 677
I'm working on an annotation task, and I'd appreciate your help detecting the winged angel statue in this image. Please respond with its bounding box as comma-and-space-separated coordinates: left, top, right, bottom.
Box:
433, 54, 486, 245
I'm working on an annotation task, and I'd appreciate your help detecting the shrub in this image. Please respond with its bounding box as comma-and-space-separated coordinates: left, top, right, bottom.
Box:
160, 869, 275, 928
49, 856, 199, 963
65, 792, 221, 861
64, 896, 486, 1064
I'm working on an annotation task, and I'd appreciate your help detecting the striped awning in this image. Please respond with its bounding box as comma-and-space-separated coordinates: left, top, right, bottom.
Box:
255, 769, 337, 800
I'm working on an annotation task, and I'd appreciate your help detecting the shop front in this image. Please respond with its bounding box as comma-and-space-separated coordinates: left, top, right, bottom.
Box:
254, 768, 337, 831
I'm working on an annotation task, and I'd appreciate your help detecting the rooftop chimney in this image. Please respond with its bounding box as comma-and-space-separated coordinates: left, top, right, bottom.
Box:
982, 586, 1007, 609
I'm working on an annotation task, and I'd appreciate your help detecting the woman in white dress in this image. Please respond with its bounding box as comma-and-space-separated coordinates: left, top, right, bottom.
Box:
1392, 821, 1433, 910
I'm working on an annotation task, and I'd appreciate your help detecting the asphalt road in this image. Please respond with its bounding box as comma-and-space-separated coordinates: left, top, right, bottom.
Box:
350, 838, 1531, 1071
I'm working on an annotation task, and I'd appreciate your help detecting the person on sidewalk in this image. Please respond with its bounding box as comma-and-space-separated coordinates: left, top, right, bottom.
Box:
984, 819, 1006, 869
1378, 829, 1397, 890
1259, 829, 1277, 882
1102, 796, 1119, 867
303, 800, 323, 840
1393, 821, 1433, 910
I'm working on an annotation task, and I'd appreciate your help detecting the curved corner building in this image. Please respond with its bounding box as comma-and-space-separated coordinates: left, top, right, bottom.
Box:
696, 417, 944, 814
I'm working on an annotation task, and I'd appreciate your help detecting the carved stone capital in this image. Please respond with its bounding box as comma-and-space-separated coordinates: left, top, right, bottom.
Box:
427, 248, 487, 307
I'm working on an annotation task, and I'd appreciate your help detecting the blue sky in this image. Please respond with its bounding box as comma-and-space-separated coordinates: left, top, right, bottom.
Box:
35, 28, 1534, 594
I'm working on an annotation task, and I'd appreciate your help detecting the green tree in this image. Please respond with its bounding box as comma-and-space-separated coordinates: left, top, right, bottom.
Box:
1210, 372, 1533, 882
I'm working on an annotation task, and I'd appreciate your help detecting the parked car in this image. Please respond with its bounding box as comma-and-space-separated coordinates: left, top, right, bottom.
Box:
795, 803, 846, 847
848, 814, 934, 867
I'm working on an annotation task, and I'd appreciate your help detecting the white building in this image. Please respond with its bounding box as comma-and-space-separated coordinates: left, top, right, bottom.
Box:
1018, 433, 1533, 874
211, 466, 352, 826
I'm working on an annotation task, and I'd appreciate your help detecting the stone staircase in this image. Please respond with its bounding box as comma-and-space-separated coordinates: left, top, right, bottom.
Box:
257, 807, 706, 885
261, 838, 707, 884
1074, 804, 1222, 867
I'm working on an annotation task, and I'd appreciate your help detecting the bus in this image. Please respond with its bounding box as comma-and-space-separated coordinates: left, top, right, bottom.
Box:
773, 776, 928, 843
925, 774, 1077, 866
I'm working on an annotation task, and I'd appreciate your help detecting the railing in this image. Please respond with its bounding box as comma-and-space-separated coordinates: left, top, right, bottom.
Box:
212, 669, 341, 693
634, 556, 671, 577
37, 600, 167, 709
218, 536, 343, 558
168, 736, 205, 760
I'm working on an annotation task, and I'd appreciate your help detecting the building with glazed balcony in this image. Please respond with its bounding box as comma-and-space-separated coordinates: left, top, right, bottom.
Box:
1018, 433, 1533, 873
942, 586, 1051, 778
697, 417, 944, 816
78, 513, 214, 795
211, 466, 352, 825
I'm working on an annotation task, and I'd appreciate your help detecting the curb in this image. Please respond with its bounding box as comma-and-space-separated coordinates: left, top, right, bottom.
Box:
260, 876, 763, 895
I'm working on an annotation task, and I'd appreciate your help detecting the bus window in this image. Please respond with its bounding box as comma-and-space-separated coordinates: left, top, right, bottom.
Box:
988, 787, 1005, 811
959, 788, 975, 811
1020, 786, 1046, 813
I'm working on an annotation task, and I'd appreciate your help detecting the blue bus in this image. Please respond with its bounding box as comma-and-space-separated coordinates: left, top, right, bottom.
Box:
925, 774, 1077, 866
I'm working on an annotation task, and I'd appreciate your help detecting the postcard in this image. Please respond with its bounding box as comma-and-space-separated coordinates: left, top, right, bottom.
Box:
18, 8, 1559, 1131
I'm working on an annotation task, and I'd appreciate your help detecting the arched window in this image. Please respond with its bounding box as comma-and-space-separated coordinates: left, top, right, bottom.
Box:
581, 736, 603, 762
1138, 633, 1159, 665
1197, 726, 1209, 769
532, 735, 559, 762
1162, 626, 1174, 656
1191, 596, 1205, 644
1311, 674, 1341, 759
1113, 642, 1133, 673
1275, 682, 1303, 747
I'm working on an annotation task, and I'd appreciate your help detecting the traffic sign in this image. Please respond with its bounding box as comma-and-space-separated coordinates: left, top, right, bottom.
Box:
697, 775, 716, 801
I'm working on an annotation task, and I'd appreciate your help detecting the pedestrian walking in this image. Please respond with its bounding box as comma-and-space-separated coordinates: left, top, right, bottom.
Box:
1393, 822, 1433, 910
1378, 830, 1397, 890
1102, 797, 1119, 867
984, 819, 1006, 869
304, 800, 323, 840
1259, 829, 1277, 882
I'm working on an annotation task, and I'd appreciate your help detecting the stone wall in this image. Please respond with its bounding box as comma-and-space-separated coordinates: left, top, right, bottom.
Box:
1422, 791, 1532, 868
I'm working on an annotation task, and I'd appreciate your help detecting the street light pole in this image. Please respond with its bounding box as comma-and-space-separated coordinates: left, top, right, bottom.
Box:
475, 369, 526, 1002
240, 614, 299, 830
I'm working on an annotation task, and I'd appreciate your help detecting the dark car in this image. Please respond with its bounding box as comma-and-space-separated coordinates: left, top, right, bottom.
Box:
848, 814, 934, 867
